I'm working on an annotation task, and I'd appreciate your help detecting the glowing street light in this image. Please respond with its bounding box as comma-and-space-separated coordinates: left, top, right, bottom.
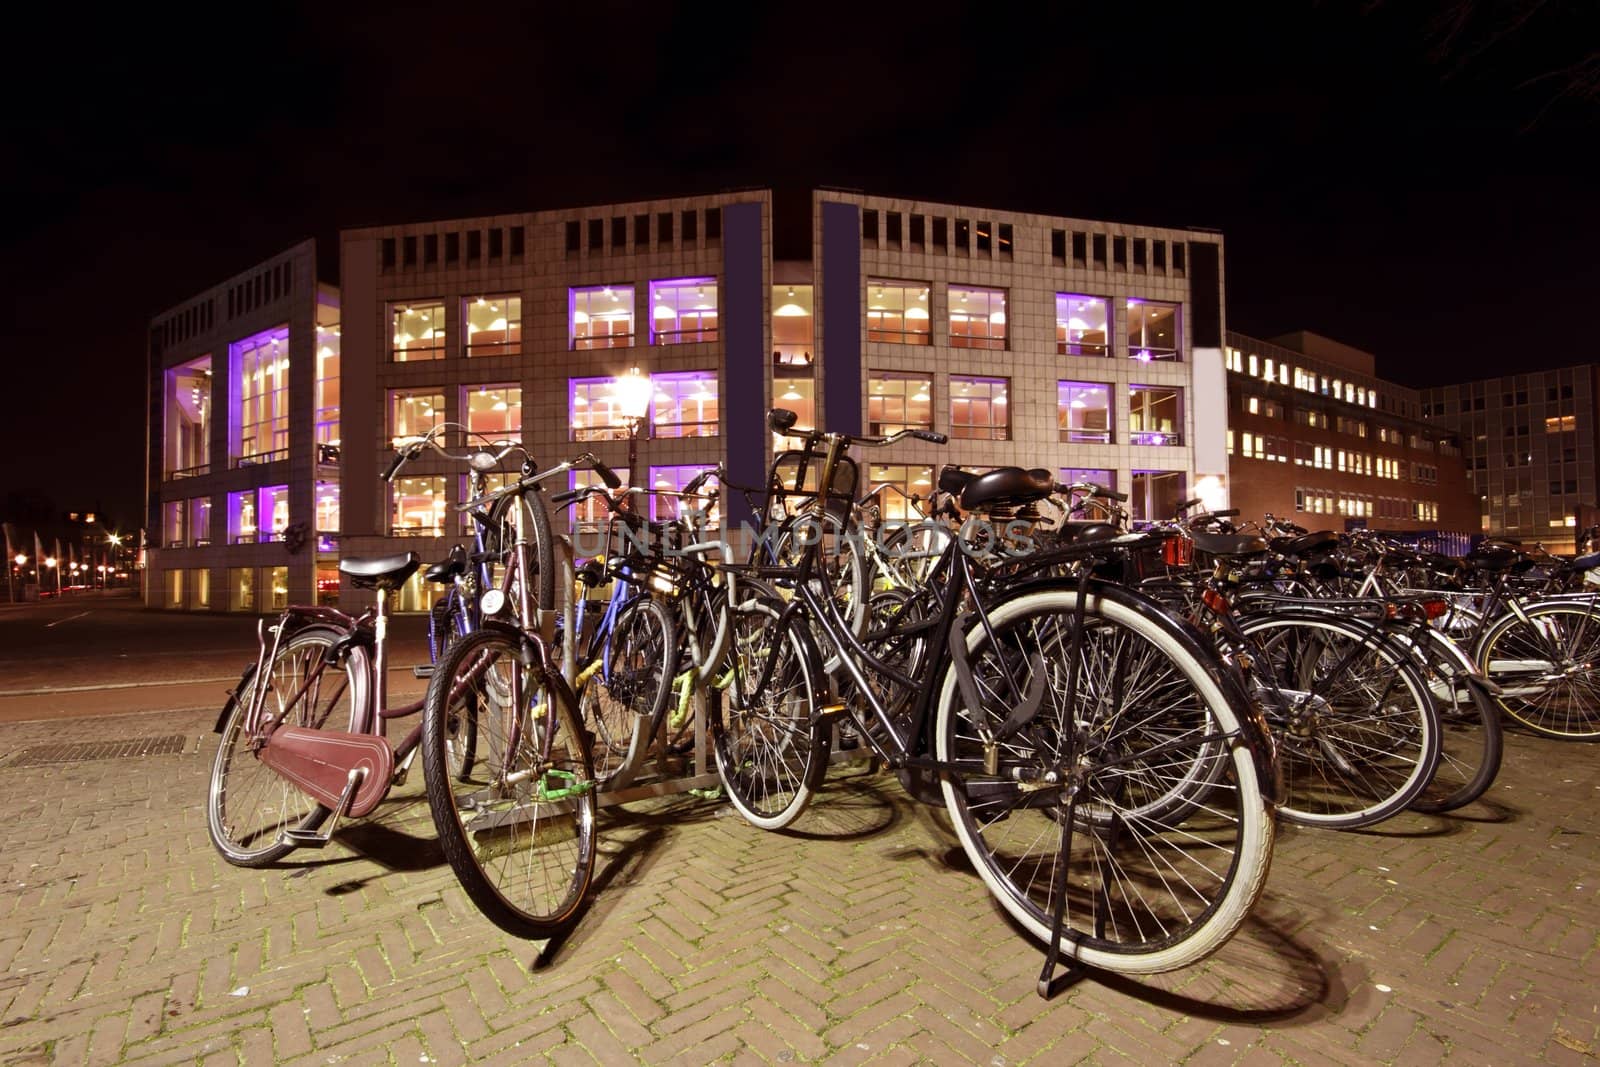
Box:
613, 366, 652, 489
12, 554, 24, 567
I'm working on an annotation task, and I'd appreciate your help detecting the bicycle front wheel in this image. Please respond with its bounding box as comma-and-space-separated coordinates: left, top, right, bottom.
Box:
421, 627, 596, 936
1477, 601, 1600, 740
207, 626, 369, 867
483, 488, 557, 617
710, 594, 828, 830
936, 585, 1275, 975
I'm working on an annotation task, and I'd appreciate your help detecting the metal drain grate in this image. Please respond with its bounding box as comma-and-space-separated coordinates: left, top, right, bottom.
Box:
8, 735, 190, 768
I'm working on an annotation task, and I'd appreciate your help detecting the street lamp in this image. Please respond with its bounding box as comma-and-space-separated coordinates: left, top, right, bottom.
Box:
613, 366, 653, 489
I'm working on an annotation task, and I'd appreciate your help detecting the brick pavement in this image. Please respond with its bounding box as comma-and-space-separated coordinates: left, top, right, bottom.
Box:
1, 705, 1598, 1065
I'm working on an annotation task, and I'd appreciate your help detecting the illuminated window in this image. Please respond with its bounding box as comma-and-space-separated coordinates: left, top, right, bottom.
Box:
1058, 381, 1112, 443
393, 476, 447, 535
866, 280, 932, 345
265, 566, 289, 612
193, 568, 211, 610
1060, 469, 1117, 515
652, 372, 719, 438
464, 295, 522, 357
570, 377, 630, 442
949, 375, 1009, 440
1126, 301, 1180, 361
650, 277, 718, 345
568, 468, 628, 533
867, 373, 933, 434
190, 497, 212, 546
948, 286, 1006, 349
463, 384, 522, 439
1546, 415, 1577, 432
163, 501, 186, 548
863, 464, 934, 522
232, 326, 289, 465
164, 354, 211, 477
228, 490, 257, 545
458, 473, 515, 535
570, 286, 635, 349
260, 485, 290, 543
163, 570, 183, 610
772, 376, 815, 450
228, 567, 255, 612
314, 316, 340, 452
391, 302, 445, 361
390, 389, 444, 446
772, 285, 814, 366
650, 465, 719, 524
1128, 385, 1182, 445
315, 482, 339, 537
1131, 471, 1185, 522
1057, 294, 1109, 357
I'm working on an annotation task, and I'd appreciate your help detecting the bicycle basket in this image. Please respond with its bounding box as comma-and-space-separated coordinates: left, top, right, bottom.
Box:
766, 449, 859, 522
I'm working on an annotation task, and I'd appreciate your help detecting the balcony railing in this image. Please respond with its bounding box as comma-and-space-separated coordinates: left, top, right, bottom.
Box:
167, 463, 210, 480
236, 448, 289, 468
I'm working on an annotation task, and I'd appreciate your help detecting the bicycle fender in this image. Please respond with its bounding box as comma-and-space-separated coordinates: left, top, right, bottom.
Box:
214, 663, 257, 734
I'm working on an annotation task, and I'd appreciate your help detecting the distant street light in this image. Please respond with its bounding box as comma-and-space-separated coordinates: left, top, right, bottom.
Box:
12, 553, 24, 567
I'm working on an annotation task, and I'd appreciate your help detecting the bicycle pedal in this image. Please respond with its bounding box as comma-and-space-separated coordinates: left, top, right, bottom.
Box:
412, 664, 435, 679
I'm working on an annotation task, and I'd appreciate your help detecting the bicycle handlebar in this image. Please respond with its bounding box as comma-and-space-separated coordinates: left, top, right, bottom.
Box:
381, 423, 528, 483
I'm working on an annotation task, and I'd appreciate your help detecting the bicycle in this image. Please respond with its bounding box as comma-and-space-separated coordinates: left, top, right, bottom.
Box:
206, 433, 541, 867
713, 408, 1278, 991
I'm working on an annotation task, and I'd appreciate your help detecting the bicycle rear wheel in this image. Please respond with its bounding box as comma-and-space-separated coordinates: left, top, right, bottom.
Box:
935, 585, 1275, 975
1406, 628, 1503, 812
1239, 613, 1440, 827
421, 627, 596, 936
207, 627, 369, 867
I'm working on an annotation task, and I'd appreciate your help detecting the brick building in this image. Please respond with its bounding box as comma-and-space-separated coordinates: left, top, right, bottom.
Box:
1225, 330, 1476, 547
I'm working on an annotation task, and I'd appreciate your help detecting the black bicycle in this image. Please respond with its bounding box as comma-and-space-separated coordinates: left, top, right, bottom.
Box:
712, 409, 1279, 990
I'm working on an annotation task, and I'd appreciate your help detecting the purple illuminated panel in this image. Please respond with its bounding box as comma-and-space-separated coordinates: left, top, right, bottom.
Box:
232, 326, 290, 465
652, 372, 719, 438
1129, 385, 1182, 445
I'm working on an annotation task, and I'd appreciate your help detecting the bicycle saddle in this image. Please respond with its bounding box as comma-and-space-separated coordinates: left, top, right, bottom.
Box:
340, 552, 421, 590
959, 467, 1053, 511
1267, 531, 1338, 557
938, 465, 974, 496
1189, 531, 1268, 558
424, 545, 468, 584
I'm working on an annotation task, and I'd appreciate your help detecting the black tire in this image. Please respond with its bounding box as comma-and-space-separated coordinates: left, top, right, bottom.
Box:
710, 594, 828, 829
605, 594, 677, 752
421, 627, 596, 936
484, 488, 557, 618
935, 585, 1275, 974
1406, 628, 1504, 812
207, 627, 369, 867
1238, 613, 1441, 828
1477, 601, 1600, 740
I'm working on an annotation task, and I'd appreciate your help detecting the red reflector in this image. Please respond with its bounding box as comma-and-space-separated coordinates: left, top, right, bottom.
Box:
1422, 598, 1448, 620
1201, 587, 1230, 616
1163, 536, 1193, 567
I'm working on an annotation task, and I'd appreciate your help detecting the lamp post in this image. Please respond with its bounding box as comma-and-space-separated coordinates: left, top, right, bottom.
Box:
613, 366, 653, 490
11, 553, 23, 604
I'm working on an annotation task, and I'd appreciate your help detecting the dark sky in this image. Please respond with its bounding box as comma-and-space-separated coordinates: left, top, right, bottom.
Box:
4, 1, 1596, 532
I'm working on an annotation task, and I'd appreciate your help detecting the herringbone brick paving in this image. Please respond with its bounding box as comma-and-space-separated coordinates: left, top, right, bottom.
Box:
2, 709, 1598, 1065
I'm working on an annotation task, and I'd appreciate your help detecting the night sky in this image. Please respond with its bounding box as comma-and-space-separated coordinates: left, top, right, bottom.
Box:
5, 2, 1596, 533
